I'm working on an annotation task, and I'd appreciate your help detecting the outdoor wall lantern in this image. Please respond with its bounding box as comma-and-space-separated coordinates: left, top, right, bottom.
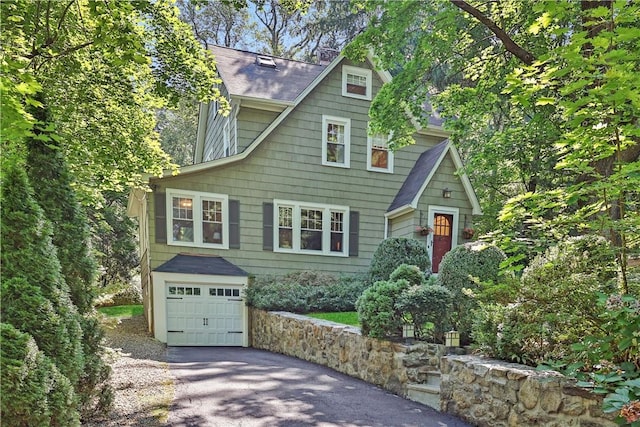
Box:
442, 188, 452, 198
403, 323, 415, 345
445, 330, 460, 348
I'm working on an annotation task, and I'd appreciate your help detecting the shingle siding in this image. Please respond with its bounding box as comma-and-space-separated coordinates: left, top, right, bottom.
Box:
147, 58, 473, 277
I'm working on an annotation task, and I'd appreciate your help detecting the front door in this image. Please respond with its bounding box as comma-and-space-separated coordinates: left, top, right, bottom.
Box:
432, 214, 453, 273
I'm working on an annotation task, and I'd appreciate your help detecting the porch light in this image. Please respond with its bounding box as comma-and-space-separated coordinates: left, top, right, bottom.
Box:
445, 330, 460, 348
402, 323, 415, 345
442, 188, 452, 198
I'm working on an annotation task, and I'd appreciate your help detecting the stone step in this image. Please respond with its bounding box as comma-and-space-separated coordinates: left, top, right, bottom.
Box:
406, 383, 441, 411
423, 370, 441, 387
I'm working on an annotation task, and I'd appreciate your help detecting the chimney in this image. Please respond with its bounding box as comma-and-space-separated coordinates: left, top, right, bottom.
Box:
317, 48, 339, 65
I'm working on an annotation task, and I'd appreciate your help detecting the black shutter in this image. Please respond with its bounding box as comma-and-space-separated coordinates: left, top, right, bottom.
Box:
229, 199, 240, 249
349, 211, 359, 257
263, 202, 274, 251
155, 192, 167, 244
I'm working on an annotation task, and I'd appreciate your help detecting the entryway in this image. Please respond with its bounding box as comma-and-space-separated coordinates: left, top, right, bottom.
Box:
431, 213, 453, 273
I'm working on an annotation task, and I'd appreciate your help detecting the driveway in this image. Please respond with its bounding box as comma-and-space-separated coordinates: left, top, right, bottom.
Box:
168, 347, 472, 427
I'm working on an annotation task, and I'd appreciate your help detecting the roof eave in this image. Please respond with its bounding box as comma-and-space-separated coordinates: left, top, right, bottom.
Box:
385, 204, 415, 219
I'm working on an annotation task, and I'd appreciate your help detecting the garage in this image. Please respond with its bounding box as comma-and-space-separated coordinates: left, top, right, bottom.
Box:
151, 254, 249, 347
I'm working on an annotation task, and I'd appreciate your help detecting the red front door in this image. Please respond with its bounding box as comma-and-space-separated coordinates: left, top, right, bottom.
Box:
432, 214, 453, 273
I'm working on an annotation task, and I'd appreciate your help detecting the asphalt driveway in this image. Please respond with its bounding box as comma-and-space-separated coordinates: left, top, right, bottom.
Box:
168, 347, 472, 427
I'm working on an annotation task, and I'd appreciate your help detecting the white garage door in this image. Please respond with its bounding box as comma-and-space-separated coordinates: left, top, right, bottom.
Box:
166, 284, 244, 346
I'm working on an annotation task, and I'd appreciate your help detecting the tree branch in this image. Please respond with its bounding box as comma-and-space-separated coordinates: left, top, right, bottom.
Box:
450, 0, 536, 65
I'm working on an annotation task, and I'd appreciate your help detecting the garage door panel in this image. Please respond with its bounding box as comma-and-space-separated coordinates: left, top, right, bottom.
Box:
166, 284, 245, 346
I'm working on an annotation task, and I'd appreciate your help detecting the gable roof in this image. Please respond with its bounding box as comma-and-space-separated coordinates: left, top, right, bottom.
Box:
209, 45, 326, 104
154, 253, 248, 276
179, 48, 450, 176
386, 140, 482, 217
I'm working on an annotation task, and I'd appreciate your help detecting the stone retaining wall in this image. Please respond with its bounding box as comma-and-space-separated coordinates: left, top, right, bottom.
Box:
250, 310, 617, 427
440, 355, 617, 427
250, 309, 443, 396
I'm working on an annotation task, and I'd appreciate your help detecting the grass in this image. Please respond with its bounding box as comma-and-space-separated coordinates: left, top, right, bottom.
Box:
306, 311, 360, 327
98, 304, 144, 318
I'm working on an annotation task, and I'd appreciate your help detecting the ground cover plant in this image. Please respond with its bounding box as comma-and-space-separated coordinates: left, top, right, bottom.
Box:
98, 305, 144, 318
306, 312, 359, 327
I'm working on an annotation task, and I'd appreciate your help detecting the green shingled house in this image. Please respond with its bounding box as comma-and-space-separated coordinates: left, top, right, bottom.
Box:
127, 46, 482, 346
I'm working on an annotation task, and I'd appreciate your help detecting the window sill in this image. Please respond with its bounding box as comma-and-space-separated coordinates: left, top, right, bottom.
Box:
167, 241, 229, 250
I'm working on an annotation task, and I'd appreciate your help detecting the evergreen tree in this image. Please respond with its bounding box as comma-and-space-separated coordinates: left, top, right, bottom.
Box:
0, 322, 79, 427
26, 100, 96, 314
0, 163, 112, 418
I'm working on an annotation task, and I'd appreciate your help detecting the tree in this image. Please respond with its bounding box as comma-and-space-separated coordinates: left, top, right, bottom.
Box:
0, 164, 88, 419
156, 97, 199, 166
177, 0, 254, 49
346, 0, 639, 285
89, 191, 140, 286
1, 0, 229, 201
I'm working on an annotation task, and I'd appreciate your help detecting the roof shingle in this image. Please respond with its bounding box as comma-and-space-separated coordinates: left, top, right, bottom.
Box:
387, 140, 450, 212
210, 45, 326, 103
154, 253, 248, 276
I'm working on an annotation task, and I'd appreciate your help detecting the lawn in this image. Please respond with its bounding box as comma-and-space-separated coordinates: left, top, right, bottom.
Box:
306, 311, 359, 327
98, 304, 144, 318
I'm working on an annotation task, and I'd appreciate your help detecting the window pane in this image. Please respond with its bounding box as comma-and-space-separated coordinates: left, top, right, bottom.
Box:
371, 148, 388, 168
301, 230, 322, 250
202, 200, 223, 244
346, 73, 367, 95
203, 222, 223, 244
194, 288, 201, 296
330, 212, 344, 252
326, 143, 344, 163
331, 211, 343, 232
172, 197, 194, 242
279, 206, 292, 227
326, 122, 346, 164
173, 220, 194, 242
279, 229, 292, 248
331, 232, 343, 252
301, 209, 323, 250
278, 206, 293, 248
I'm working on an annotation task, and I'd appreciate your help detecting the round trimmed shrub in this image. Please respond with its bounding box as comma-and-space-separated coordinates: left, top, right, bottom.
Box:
356, 278, 410, 338
369, 238, 431, 283
436, 241, 506, 344
396, 277, 453, 341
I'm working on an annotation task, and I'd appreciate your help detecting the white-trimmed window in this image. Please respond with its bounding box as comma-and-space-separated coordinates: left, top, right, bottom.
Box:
367, 130, 394, 173
275, 200, 349, 256
322, 115, 351, 168
342, 65, 372, 100
167, 189, 229, 248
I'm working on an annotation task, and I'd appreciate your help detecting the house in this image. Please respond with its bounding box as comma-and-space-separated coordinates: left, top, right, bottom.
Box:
127, 45, 482, 347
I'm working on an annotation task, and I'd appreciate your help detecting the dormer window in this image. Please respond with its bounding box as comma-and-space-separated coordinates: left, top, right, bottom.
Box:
342, 65, 372, 100
256, 55, 277, 68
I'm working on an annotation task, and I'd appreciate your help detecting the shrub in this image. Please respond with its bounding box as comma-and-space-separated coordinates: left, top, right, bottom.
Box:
436, 241, 506, 344
111, 285, 143, 306
396, 277, 452, 341
356, 279, 410, 338
369, 238, 430, 283
489, 235, 617, 365
0, 323, 80, 427
245, 272, 367, 313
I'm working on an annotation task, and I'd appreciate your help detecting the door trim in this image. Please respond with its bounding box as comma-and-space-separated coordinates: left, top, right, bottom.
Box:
426, 205, 459, 274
